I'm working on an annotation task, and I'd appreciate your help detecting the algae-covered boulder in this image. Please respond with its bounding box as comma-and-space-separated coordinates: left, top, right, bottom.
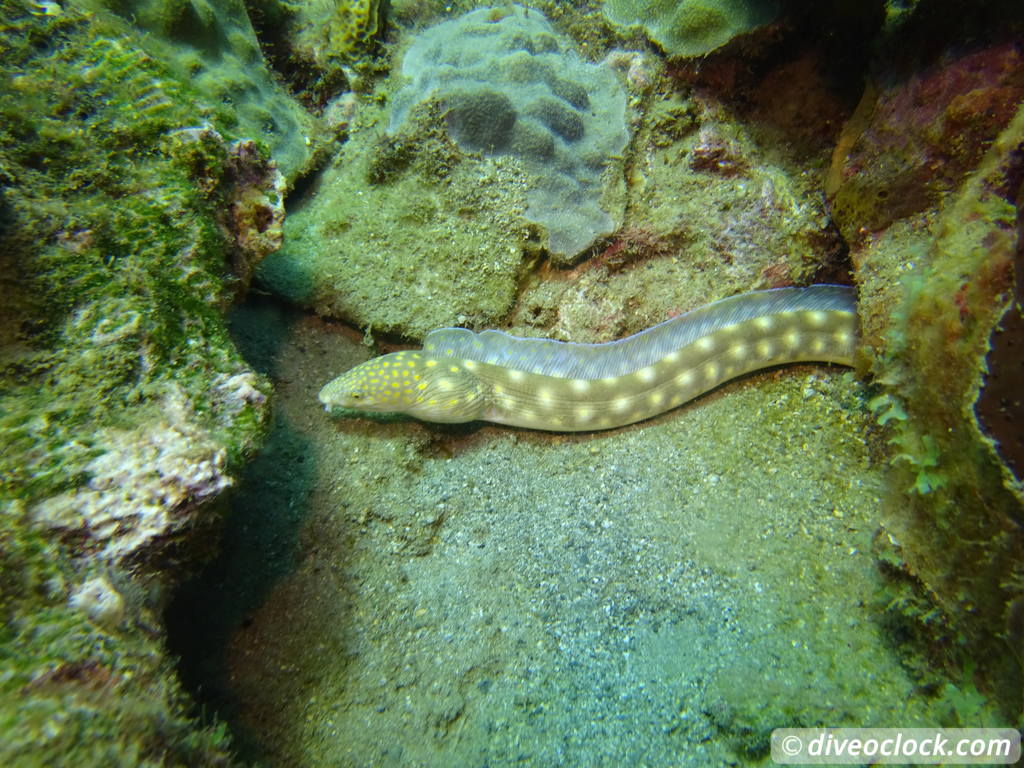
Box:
69, 0, 323, 179
0, 2, 278, 761
828, 39, 1024, 711
389, 5, 630, 262
256, 96, 530, 340
602, 0, 777, 58
258, 5, 631, 339
259, 4, 634, 339
1, 11, 276, 559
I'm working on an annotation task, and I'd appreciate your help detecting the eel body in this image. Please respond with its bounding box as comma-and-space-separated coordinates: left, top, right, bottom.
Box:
319, 285, 857, 432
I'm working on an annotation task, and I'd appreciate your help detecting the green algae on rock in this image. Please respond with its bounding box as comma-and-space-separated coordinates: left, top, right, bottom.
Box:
257, 94, 531, 340
1, 500, 237, 765
0, 10, 275, 512
0, 1, 277, 761
68, 0, 324, 180
833, 54, 1024, 713
602, 0, 777, 58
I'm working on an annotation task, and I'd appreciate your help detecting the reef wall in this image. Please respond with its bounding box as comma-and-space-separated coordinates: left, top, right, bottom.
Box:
0, 2, 299, 761
828, 29, 1024, 711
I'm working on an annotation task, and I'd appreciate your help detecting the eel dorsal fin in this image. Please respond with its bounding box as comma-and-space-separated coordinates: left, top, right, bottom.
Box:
423, 285, 856, 380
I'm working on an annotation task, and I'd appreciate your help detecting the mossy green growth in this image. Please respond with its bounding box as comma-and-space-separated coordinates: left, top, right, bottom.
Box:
68, 0, 323, 180
603, 0, 777, 58
868, 393, 947, 494
257, 97, 528, 340
1, 4, 271, 505
855, 103, 1024, 715
293, 0, 384, 65
0, 503, 236, 765
1, 3, 274, 758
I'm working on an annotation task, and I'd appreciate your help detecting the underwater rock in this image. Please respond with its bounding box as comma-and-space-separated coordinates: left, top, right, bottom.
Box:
221, 137, 287, 289
688, 124, 748, 176
0, 4, 272, 761
69, 575, 126, 629
69, 0, 324, 180
281, 0, 387, 106
170, 125, 287, 297
388, 5, 630, 263
256, 94, 529, 339
505, 82, 846, 345
602, 0, 777, 58
0, 4, 273, 532
837, 56, 1024, 711
263, 5, 654, 338
33, 386, 235, 563
826, 41, 1024, 242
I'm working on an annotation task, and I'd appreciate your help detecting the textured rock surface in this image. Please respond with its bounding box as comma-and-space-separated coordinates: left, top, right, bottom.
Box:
292, 0, 384, 65
70, 0, 323, 180
0, 3, 273, 762
389, 5, 629, 262
505, 79, 846, 347
256, 95, 530, 340
826, 42, 1024, 241
832, 44, 1024, 711
603, 0, 777, 58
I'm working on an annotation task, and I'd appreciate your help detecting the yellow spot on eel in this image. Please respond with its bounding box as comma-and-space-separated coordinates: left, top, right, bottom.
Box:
319, 285, 857, 432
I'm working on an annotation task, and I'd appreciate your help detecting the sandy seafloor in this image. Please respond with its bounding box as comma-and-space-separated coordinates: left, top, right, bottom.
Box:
171, 296, 941, 767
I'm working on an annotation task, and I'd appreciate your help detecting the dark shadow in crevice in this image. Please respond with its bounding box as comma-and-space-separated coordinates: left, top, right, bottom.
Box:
165, 295, 317, 762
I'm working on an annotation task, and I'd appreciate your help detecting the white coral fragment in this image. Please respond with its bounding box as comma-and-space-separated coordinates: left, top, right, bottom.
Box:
70, 576, 125, 628
213, 371, 268, 414
33, 386, 233, 561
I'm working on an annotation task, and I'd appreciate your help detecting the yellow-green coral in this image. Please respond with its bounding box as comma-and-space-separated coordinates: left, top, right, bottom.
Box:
603, 0, 777, 58
295, 0, 382, 65
326, 0, 380, 52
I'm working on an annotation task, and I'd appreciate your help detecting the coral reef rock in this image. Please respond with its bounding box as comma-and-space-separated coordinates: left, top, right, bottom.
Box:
69, 576, 126, 629
33, 386, 235, 563
255, 96, 530, 339
389, 5, 630, 263
71, 0, 322, 179
293, 0, 385, 67
826, 42, 1024, 242
0, 2, 274, 762
832, 42, 1024, 712
603, 0, 777, 58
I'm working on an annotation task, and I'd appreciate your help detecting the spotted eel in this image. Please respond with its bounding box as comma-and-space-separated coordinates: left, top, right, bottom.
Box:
319, 285, 857, 431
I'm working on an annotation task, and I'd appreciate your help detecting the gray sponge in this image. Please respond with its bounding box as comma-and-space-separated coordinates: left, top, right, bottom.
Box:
389, 6, 629, 260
